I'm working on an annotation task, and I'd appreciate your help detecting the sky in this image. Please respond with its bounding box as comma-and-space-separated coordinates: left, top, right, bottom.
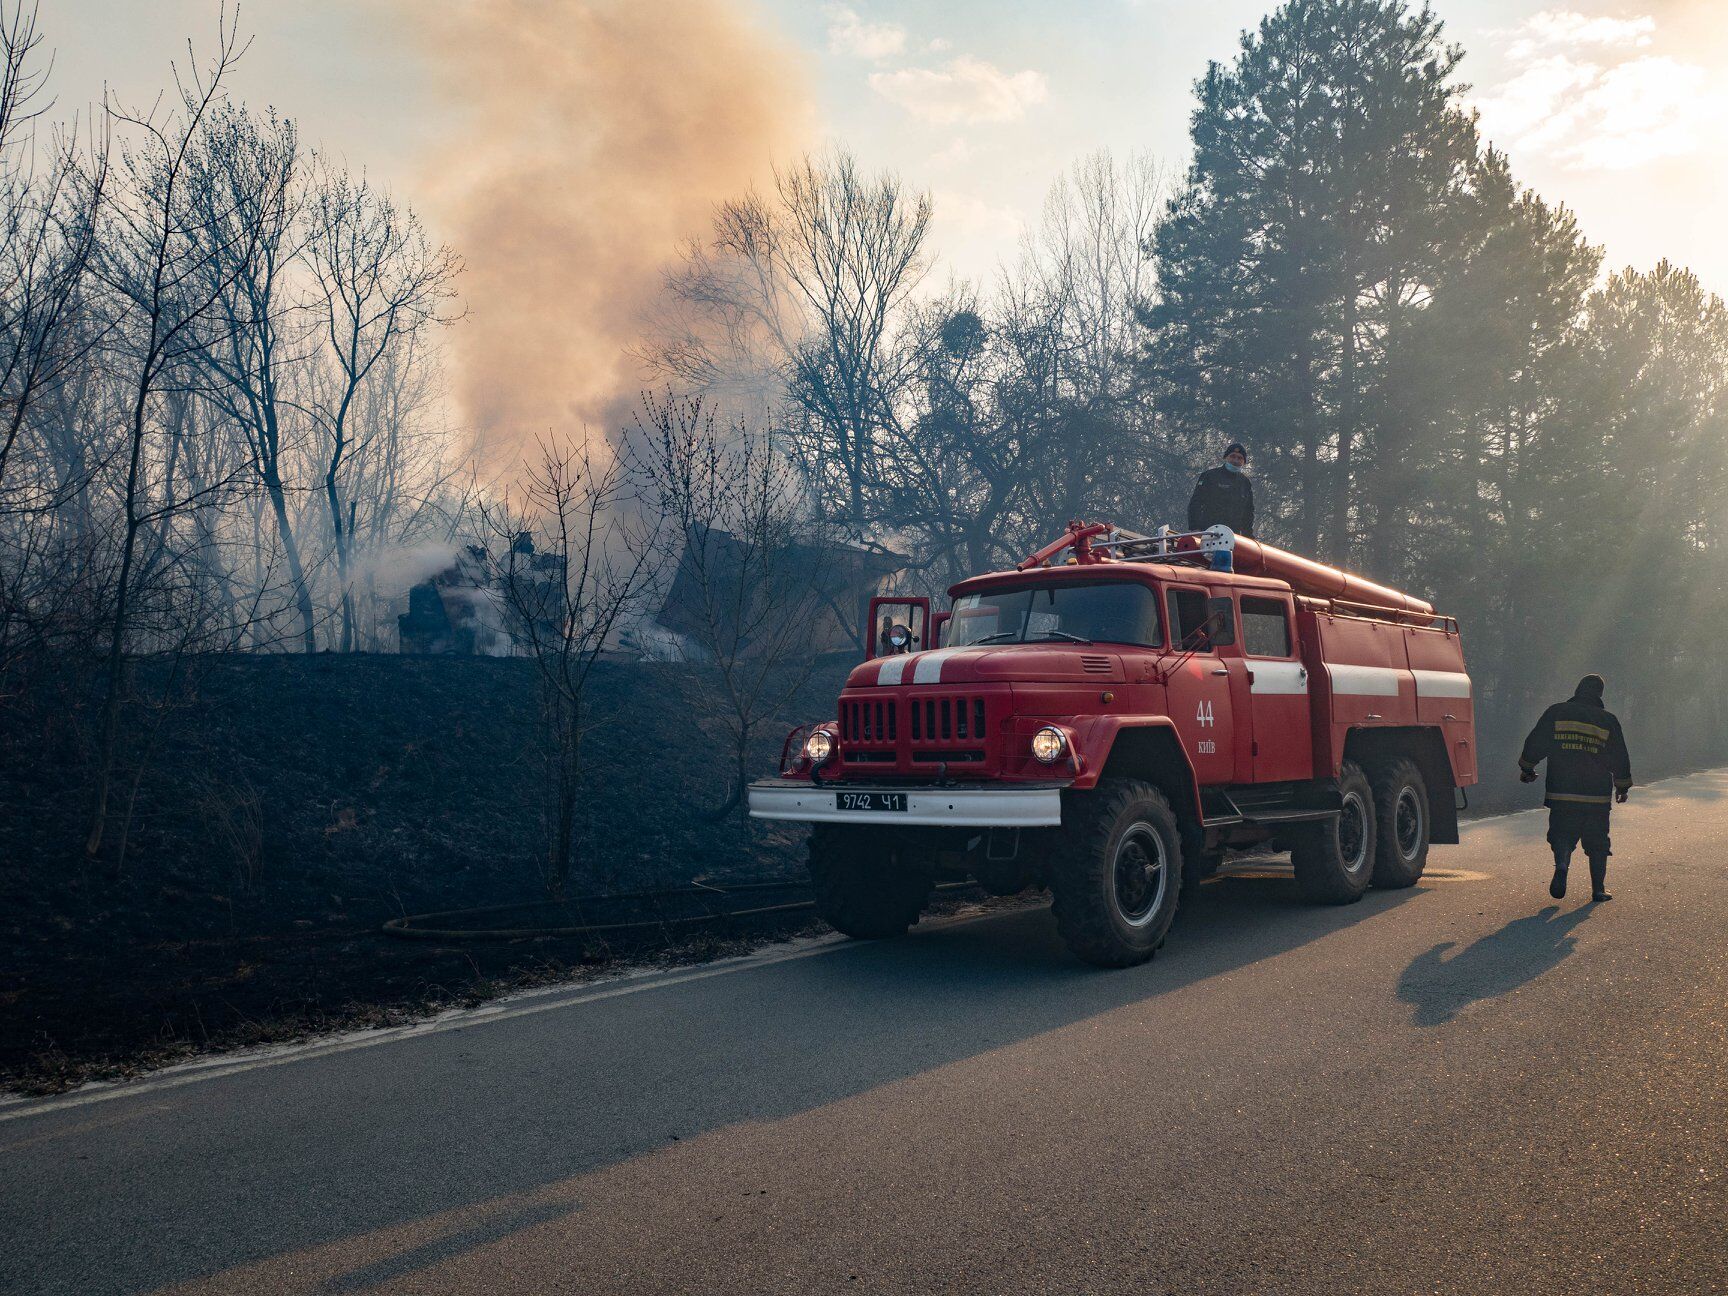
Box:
42, 0, 1728, 293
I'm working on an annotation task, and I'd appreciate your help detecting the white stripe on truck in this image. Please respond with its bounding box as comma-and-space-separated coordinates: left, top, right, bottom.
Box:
1249, 660, 1309, 695
912, 649, 965, 684
1327, 663, 1403, 697
875, 648, 965, 685
876, 654, 912, 685
1412, 669, 1471, 699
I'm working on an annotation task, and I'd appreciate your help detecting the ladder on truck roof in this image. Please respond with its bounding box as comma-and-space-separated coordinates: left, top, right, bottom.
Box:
1015, 520, 1454, 631
1015, 520, 1240, 570
1014, 520, 1225, 571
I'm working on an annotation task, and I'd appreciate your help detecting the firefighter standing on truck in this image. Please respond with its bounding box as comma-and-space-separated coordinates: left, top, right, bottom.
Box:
1187, 442, 1255, 538
1518, 674, 1632, 903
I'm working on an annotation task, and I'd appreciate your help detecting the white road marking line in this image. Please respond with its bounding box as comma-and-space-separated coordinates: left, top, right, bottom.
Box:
0, 909, 1009, 1125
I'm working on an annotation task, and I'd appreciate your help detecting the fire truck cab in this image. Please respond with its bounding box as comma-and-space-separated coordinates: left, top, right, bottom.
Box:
748, 523, 1476, 967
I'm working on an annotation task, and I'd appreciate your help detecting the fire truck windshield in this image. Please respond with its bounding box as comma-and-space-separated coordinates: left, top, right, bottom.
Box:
948, 581, 1163, 648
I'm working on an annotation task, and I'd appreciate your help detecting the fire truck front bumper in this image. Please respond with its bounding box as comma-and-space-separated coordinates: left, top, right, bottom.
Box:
747, 779, 1066, 828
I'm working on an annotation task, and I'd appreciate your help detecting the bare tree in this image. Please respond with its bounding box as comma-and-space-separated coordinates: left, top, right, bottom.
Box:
303, 169, 459, 650
178, 96, 317, 651
830, 152, 1174, 584
647, 147, 933, 534
336, 331, 477, 650
0, 147, 104, 497
0, 1, 108, 703
83, 15, 257, 858
487, 434, 660, 897
633, 391, 828, 818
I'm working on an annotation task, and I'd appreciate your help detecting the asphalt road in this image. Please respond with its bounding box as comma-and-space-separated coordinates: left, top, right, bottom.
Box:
4, 773, 1727, 1296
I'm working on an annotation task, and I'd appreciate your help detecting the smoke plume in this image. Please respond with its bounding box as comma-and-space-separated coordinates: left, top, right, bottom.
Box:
401, 0, 812, 476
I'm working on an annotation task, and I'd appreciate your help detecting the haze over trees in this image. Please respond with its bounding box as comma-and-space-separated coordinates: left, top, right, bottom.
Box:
3, 0, 1728, 878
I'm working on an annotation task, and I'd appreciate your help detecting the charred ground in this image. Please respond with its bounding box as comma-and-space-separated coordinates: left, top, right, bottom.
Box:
0, 653, 848, 1093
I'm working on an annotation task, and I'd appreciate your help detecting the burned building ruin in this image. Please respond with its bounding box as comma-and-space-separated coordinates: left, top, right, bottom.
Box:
397, 534, 566, 656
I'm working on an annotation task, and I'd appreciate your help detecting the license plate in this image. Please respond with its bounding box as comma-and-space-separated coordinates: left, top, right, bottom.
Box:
837, 792, 908, 813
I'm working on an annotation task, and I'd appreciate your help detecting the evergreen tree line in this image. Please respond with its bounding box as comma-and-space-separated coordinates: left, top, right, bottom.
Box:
1143, 0, 1728, 762
656, 0, 1728, 774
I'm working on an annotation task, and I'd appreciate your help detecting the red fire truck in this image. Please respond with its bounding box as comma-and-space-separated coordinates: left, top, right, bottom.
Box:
748, 523, 1476, 967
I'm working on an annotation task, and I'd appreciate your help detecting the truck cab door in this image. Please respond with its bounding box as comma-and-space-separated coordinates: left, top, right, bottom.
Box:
1239, 593, 1312, 782
1164, 586, 1235, 786
1200, 593, 1260, 784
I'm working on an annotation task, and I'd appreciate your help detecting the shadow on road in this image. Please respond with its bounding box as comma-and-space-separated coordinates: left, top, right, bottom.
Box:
6, 868, 1429, 1296
1396, 903, 1593, 1026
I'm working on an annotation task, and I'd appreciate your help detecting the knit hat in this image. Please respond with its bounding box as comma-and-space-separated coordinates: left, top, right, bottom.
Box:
1224, 442, 1248, 460
1573, 674, 1606, 704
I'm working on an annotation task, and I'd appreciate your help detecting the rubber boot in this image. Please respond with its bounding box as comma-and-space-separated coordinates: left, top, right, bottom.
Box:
1589, 855, 1611, 903
1549, 849, 1570, 900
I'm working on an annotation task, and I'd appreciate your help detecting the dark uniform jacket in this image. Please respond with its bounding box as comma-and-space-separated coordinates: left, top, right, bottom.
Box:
1518, 696, 1632, 807
1187, 465, 1255, 537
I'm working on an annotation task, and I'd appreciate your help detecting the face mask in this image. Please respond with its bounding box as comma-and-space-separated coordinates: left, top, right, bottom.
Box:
1224, 460, 1244, 474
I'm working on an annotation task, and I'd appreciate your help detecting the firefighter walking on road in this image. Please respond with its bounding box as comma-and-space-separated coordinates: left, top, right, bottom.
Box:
1518, 674, 1632, 902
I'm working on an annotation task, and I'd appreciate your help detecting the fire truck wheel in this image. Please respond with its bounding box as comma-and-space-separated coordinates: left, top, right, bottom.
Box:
1049, 779, 1183, 968
807, 825, 932, 940
1368, 757, 1429, 888
1290, 760, 1377, 904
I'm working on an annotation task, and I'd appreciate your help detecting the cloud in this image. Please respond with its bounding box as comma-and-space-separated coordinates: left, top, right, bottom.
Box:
1476, 10, 1725, 171
869, 56, 1049, 124
1507, 9, 1655, 60
825, 4, 905, 61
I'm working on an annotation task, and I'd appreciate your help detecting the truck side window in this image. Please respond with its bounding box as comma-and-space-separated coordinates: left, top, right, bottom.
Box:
1241, 596, 1292, 657
1207, 596, 1236, 647
1167, 589, 1215, 652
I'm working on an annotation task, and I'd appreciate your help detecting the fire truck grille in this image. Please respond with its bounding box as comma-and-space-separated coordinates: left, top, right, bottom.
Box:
841, 699, 897, 745
839, 691, 998, 770
909, 696, 988, 744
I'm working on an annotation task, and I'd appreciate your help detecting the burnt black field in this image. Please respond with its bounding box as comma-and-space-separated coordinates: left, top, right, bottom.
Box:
0, 653, 846, 1092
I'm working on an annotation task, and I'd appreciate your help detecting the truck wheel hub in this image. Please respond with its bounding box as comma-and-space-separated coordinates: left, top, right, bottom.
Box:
1339, 793, 1368, 873
1395, 787, 1424, 860
1112, 824, 1167, 927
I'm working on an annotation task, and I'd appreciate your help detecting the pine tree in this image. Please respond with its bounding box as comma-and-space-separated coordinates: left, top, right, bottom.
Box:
1142, 0, 1479, 562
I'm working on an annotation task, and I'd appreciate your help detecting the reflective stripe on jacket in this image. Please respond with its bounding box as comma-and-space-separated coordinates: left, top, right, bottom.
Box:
1519, 698, 1632, 807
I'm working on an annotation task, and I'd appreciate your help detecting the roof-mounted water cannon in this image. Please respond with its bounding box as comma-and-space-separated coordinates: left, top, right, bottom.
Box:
1015, 520, 1115, 571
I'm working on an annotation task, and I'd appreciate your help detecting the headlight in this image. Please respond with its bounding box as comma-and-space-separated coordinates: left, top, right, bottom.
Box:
804, 728, 835, 765
1030, 726, 1067, 764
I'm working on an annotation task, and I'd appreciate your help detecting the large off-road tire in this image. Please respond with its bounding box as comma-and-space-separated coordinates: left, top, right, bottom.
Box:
807, 824, 932, 940
1049, 779, 1184, 968
1368, 756, 1430, 889
1291, 760, 1376, 904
